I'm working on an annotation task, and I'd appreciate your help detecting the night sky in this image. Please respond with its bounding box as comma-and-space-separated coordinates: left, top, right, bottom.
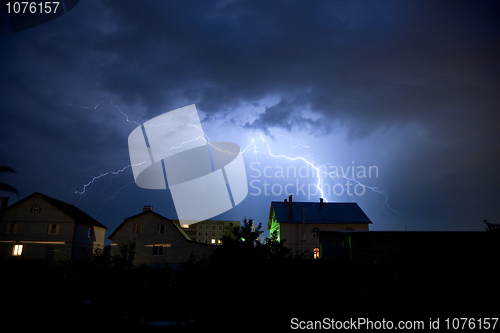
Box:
1, 0, 499, 241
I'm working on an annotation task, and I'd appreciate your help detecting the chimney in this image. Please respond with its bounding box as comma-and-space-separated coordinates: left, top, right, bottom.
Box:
284, 198, 288, 206
0, 197, 9, 212
319, 198, 324, 208
288, 195, 293, 219
142, 205, 153, 212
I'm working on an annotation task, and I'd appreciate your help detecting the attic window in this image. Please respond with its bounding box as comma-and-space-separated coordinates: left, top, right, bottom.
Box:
47, 224, 60, 235
31, 204, 41, 213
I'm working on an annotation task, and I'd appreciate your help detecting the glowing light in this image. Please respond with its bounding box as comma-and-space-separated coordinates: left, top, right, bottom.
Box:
12, 244, 23, 256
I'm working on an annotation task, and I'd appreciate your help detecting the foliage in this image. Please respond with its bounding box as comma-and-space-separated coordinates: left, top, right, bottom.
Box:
117, 239, 136, 269
0, 166, 18, 196
483, 219, 500, 231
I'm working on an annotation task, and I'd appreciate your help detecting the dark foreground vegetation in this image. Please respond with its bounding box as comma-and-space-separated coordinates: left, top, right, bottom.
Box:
1, 220, 499, 331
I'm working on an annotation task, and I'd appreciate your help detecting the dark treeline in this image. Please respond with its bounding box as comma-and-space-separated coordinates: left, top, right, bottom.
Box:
2, 219, 499, 331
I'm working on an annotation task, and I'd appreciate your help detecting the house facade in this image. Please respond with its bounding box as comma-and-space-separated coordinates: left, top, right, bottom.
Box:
172, 219, 240, 245
0, 192, 107, 261
108, 206, 216, 265
268, 196, 372, 258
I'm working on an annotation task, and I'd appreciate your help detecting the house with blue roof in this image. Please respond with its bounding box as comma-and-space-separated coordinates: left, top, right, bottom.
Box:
268, 195, 372, 258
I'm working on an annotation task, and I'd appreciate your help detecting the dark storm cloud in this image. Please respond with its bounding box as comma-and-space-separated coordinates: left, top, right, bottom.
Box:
52, 0, 498, 143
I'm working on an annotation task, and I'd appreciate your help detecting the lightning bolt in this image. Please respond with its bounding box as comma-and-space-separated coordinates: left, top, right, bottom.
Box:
95, 181, 135, 216
73, 162, 145, 207
77, 99, 141, 126
252, 134, 398, 215
72, 100, 397, 215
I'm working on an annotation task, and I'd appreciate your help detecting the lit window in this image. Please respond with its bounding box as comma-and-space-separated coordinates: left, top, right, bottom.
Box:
211, 239, 216, 244
47, 224, 60, 234
313, 248, 320, 259
133, 224, 142, 233
31, 204, 41, 213
153, 245, 164, 256
217, 239, 221, 244
182, 224, 189, 228
13, 244, 23, 256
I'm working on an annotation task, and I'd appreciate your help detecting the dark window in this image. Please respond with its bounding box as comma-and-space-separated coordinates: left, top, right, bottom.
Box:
153, 245, 164, 256
31, 204, 41, 213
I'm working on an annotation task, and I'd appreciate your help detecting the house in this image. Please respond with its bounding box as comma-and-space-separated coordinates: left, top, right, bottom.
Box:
172, 219, 240, 245
268, 195, 372, 258
108, 206, 216, 265
0, 192, 107, 261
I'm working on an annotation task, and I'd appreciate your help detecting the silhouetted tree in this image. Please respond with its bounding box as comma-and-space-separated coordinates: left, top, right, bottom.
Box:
0, 166, 18, 196
483, 219, 500, 231
260, 229, 291, 261
117, 240, 136, 269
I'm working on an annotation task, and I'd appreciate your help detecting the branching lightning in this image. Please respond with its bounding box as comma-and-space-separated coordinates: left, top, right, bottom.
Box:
73, 100, 397, 216
243, 134, 398, 215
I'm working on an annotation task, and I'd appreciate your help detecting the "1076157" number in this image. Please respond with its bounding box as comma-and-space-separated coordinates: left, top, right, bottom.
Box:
5, 2, 60, 14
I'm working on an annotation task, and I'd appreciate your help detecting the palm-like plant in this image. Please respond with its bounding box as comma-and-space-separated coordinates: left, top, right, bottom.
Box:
0, 166, 18, 195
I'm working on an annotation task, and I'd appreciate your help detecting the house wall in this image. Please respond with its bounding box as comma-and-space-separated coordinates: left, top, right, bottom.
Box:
280, 222, 369, 256
172, 219, 239, 245
0, 196, 75, 260
110, 212, 216, 265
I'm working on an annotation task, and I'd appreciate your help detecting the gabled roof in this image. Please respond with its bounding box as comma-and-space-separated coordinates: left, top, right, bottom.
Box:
2, 192, 107, 229
270, 201, 372, 224
107, 210, 191, 241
